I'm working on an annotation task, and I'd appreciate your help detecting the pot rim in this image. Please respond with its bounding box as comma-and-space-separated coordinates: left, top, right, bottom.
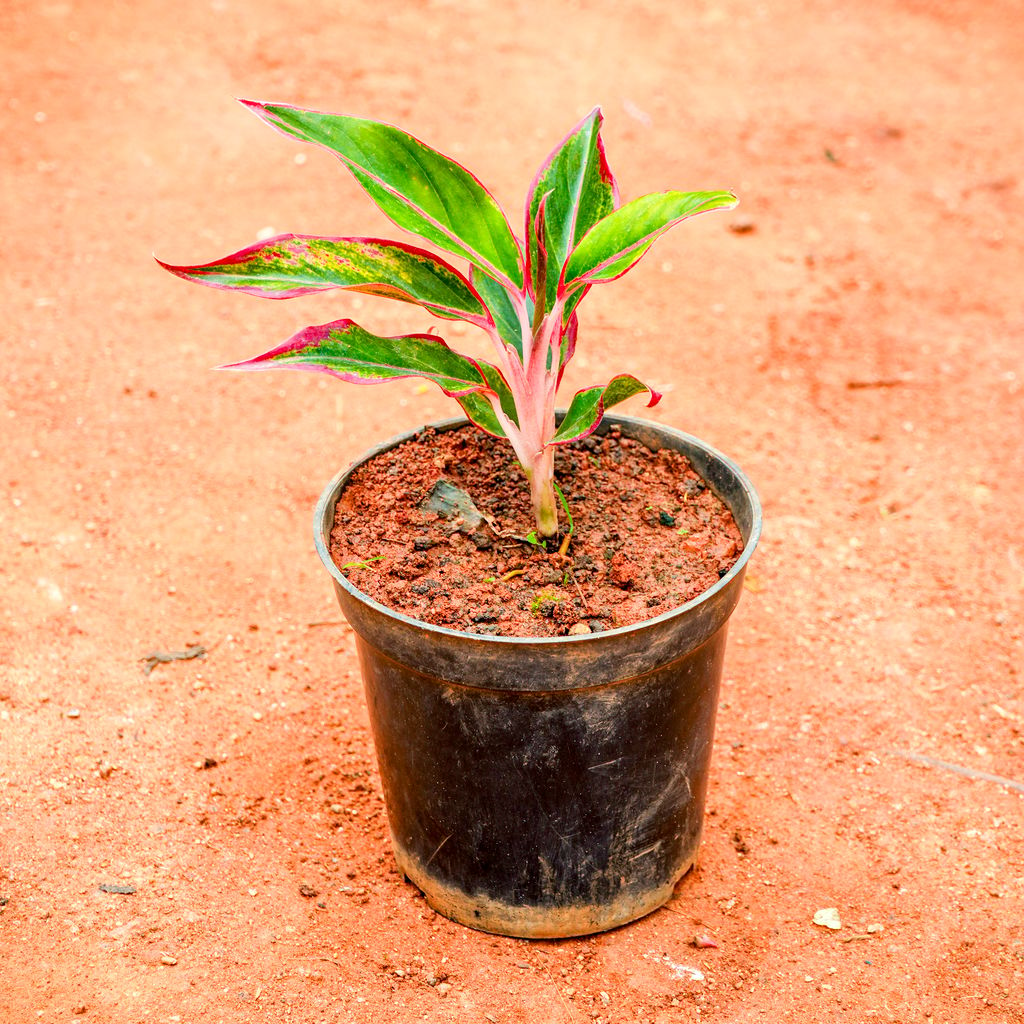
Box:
313, 413, 762, 648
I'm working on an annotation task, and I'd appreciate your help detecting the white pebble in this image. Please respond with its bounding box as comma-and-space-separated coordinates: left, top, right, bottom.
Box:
813, 907, 842, 930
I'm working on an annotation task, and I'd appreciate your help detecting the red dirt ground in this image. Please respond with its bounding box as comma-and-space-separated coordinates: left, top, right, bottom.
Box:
2, 0, 1022, 1021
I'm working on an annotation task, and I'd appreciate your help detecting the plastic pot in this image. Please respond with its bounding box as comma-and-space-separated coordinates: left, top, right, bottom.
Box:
313, 414, 761, 938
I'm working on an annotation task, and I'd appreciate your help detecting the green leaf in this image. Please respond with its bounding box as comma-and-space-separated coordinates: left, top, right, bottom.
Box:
556, 311, 579, 385
554, 480, 574, 539
158, 234, 487, 323
455, 359, 518, 437
551, 374, 661, 444
562, 190, 737, 293
527, 193, 551, 326
476, 360, 519, 429
242, 101, 523, 289
223, 318, 512, 437
470, 266, 527, 359
527, 108, 618, 313
562, 281, 590, 324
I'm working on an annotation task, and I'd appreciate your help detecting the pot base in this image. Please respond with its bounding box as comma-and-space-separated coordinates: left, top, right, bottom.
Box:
396, 845, 698, 939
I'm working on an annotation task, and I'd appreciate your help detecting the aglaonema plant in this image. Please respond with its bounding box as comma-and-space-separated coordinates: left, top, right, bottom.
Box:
159, 102, 737, 538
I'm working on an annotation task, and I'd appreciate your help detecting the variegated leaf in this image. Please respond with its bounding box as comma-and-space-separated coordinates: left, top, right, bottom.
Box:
470, 266, 527, 359
241, 101, 524, 289
158, 235, 488, 323
562, 190, 737, 293
527, 108, 618, 313
550, 374, 661, 445
556, 311, 579, 387
458, 359, 520, 436
527, 192, 551, 322
222, 319, 513, 437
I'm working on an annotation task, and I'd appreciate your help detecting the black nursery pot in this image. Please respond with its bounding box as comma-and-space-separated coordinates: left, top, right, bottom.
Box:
314, 414, 761, 938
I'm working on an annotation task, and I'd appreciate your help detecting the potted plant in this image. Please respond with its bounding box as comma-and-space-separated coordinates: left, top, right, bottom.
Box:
160, 102, 762, 938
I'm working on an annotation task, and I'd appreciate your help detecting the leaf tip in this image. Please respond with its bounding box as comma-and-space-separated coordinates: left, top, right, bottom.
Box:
215, 357, 256, 372
237, 98, 283, 128
154, 255, 191, 280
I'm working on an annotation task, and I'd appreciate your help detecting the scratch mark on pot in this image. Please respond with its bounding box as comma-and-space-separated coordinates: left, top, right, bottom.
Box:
587, 758, 623, 772
425, 834, 453, 867
629, 841, 663, 861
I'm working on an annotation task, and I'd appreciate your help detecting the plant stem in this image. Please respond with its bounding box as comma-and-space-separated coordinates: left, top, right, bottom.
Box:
528, 446, 558, 538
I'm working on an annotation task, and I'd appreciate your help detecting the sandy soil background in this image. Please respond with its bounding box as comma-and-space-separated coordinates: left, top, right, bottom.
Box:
2, 0, 1022, 1020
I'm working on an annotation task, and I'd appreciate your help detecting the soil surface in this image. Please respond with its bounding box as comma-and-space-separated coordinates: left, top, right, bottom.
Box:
330, 423, 742, 637
3, 1, 1023, 1022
